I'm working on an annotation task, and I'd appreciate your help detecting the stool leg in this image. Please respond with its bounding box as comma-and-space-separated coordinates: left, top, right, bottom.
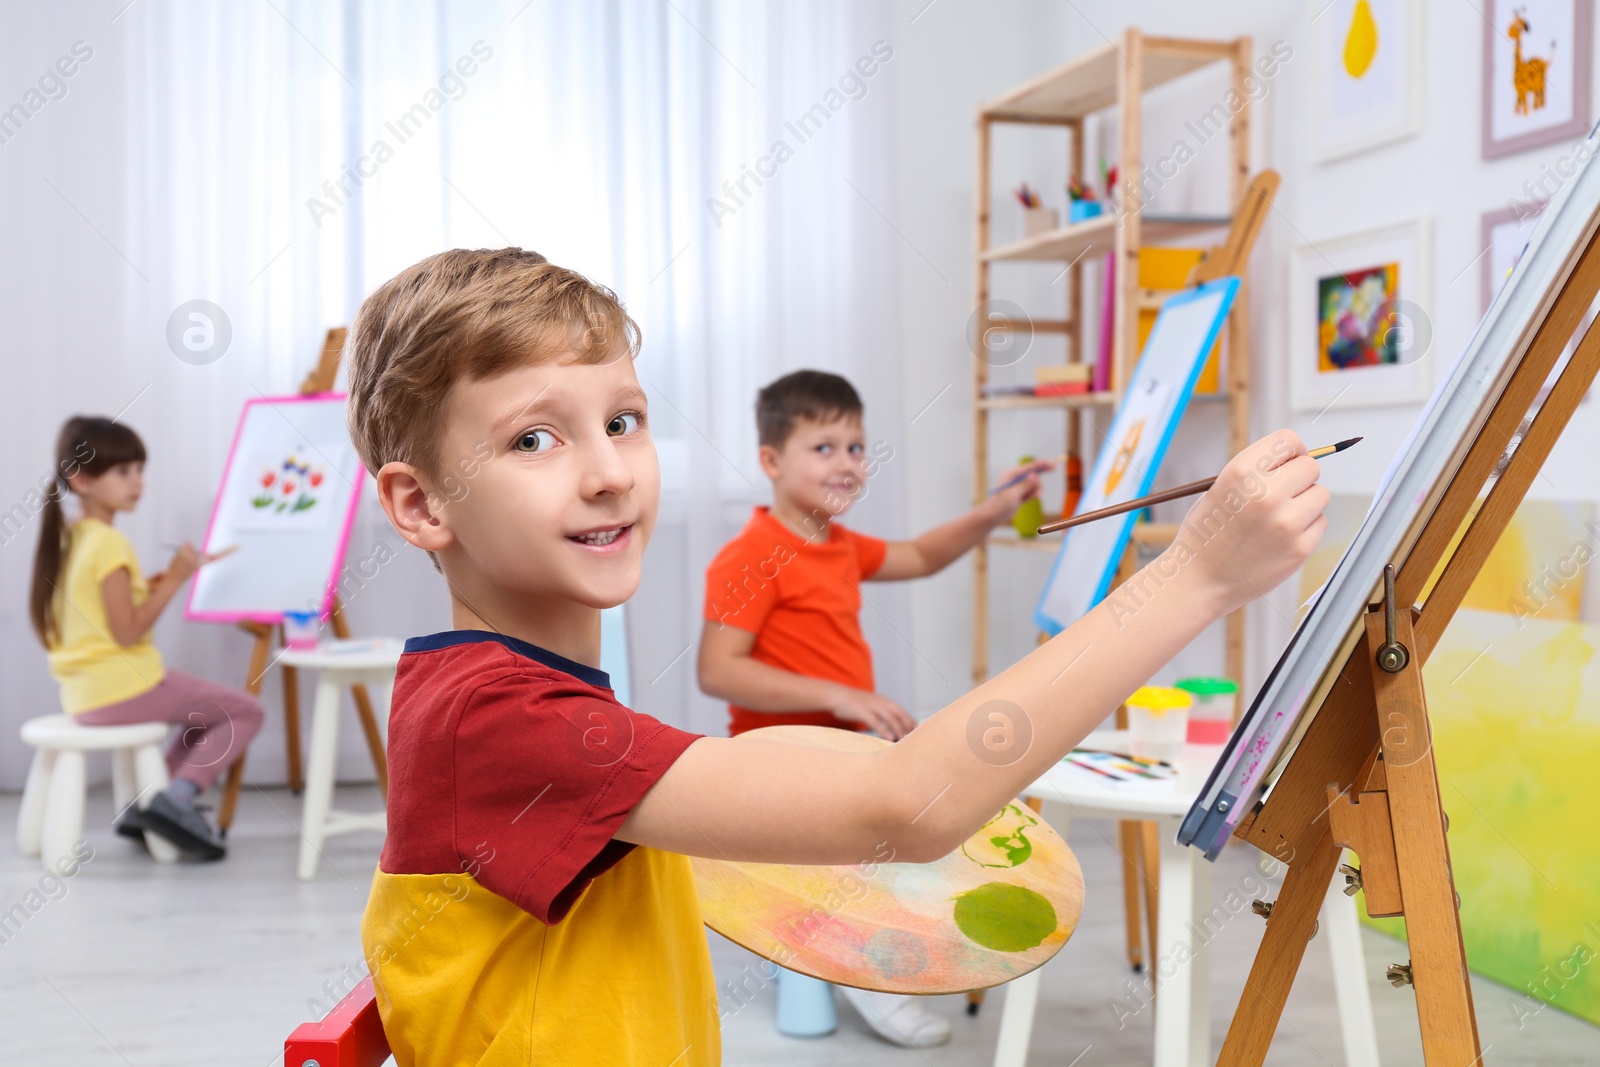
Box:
298, 678, 342, 880
17, 748, 57, 858
111, 747, 137, 816
133, 744, 180, 864
41, 750, 85, 874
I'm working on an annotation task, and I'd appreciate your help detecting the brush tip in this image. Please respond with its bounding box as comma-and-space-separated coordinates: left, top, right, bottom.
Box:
1333, 436, 1362, 451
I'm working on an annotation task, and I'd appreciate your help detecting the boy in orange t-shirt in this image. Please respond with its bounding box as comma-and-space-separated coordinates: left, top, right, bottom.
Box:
697, 369, 1050, 1045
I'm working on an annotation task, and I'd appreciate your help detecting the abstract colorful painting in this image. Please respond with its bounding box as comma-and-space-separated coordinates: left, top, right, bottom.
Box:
1290, 221, 1432, 411
1317, 263, 1401, 371
692, 726, 1083, 994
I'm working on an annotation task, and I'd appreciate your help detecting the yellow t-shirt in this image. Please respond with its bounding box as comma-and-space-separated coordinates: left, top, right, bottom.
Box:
362, 631, 719, 1066
46, 519, 165, 713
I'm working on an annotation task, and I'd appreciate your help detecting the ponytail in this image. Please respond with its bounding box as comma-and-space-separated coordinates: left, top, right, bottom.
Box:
28, 476, 69, 648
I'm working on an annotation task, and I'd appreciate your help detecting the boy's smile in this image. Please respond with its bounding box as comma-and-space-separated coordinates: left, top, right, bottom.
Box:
381, 351, 659, 664
761, 414, 868, 535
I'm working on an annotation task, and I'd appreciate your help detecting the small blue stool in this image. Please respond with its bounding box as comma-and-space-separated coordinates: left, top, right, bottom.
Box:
775, 966, 836, 1037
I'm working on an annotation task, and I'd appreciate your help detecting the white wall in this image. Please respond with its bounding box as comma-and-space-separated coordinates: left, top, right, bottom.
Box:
893, 0, 1600, 712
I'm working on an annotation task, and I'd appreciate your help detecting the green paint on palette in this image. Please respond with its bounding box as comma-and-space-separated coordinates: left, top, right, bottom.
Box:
961, 803, 1038, 869
951, 881, 1057, 952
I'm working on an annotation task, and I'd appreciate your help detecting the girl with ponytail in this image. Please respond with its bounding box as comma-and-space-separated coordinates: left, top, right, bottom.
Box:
30, 416, 264, 860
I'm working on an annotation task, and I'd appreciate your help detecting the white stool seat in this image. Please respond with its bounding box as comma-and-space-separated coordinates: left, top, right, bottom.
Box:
21, 715, 169, 751
17, 713, 180, 869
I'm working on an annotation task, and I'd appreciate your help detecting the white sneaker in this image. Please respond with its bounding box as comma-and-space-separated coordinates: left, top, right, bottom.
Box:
838, 986, 952, 1048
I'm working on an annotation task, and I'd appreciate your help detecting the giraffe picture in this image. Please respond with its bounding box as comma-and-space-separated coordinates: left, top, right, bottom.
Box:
1483, 0, 1592, 159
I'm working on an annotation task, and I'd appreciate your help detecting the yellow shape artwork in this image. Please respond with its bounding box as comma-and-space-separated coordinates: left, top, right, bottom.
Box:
1344, 0, 1379, 79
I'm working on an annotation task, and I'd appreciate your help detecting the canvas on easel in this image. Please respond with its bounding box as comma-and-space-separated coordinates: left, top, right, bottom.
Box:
1034, 277, 1240, 634
1178, 123, 1600, 1066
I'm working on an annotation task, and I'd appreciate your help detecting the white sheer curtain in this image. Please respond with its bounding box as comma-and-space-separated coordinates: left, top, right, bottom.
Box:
0, 0, 910, 788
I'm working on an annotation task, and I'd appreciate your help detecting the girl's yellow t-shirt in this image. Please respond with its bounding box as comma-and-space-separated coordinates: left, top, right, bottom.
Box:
47, 519, 165, 713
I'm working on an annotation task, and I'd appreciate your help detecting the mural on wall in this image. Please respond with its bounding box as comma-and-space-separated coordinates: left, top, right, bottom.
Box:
1298, 494, 1600, 1024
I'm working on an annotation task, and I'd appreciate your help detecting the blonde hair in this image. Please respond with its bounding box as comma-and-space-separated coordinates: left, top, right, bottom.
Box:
344, 248, 641, 480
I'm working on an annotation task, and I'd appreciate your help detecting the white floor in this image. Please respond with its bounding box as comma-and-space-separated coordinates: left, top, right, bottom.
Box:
0, 784, 1594, 1066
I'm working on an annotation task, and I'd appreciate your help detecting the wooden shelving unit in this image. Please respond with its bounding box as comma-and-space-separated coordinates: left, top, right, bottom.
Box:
972, 29, 1256, 687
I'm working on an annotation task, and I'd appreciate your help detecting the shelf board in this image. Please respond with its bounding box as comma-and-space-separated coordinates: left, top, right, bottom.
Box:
986, 522, 1180, 555
981, 39, 1230, 122
982, 213, 1231, 265
978, 391, 1118, 411
979, 389, 1230, 411
986, 532, 1060, 553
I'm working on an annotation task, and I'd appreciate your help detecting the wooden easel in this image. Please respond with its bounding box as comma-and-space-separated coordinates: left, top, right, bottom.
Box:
1216, 191, 1600, 1065
214, 327, 389, 834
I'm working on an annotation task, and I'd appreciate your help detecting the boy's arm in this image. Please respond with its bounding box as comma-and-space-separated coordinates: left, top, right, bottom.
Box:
621, 431, 1327, 865
870, 459, 1047, 581
697, 621, 918, 738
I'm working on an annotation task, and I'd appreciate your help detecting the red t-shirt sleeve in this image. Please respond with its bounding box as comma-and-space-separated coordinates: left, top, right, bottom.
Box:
451, 667, 702, 924
703, 537, 779, 633
847, 527, 888, 579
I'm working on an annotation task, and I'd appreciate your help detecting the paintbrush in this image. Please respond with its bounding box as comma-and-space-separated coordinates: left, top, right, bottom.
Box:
1035, 437, 1361, 535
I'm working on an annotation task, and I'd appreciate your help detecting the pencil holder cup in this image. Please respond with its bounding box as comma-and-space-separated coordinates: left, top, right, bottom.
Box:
283, 610, 322, 650
1125, 686, 1191, 764
1069, 199, 1103, 223
1023, 206, 1059, 237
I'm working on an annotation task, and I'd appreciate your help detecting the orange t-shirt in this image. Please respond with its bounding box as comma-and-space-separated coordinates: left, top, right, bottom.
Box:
703, 506, 888, 736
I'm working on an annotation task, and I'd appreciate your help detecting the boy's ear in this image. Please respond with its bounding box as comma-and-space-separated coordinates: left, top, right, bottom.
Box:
376, 461, 453, 554
757, 443, 784, 481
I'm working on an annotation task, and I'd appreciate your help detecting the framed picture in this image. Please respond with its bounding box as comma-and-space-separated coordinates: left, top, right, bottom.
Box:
1481, 201, 1547, 312
1482, 0, 1593, 159
1289, 220, 1433, 412
1310, 0, 1423, 162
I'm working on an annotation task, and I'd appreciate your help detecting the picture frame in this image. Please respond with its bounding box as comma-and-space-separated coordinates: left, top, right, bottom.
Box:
1482, 0, 1593, 159
1289, 219, 1434, 413
1310, 0, 1423, 163
1481, 200, 1547, 313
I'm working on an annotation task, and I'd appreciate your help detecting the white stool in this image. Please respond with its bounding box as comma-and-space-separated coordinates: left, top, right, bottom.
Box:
17, 715, 180, 869
278, 640, 402, 880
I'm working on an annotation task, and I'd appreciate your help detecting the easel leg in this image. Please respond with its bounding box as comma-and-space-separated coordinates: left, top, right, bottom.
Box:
330, 599, 388, 797
1365, 610, 1482, 1065
1217, 832, 1343, 1067
282, 659, 304, 794
218, 624, 275, 835
1139, 819, 1162, 995
1121, 820, 1147, 970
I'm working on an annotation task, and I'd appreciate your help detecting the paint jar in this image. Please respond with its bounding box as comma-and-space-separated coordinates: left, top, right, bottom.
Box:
1124, 686, 1192, 764
1175, 677, 1240, 745
283, 610, 322, 650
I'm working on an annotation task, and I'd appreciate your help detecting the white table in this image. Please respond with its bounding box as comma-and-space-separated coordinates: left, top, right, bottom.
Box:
277, 640, 403, 880
993, 731, 1380, 1067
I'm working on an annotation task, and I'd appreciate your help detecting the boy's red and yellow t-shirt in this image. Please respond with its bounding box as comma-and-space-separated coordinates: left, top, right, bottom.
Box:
703, 506, 887, 736
361, 630, 717, 1067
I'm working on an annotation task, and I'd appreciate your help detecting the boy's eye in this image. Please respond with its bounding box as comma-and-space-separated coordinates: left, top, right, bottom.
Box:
513, 429, 558, 454
817, 444, 832, 455
607, 412, 641, 437
849, 444, 864, 456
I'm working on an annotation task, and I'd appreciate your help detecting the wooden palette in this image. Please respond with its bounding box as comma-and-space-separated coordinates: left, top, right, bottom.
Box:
692, 725, 1084, 994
